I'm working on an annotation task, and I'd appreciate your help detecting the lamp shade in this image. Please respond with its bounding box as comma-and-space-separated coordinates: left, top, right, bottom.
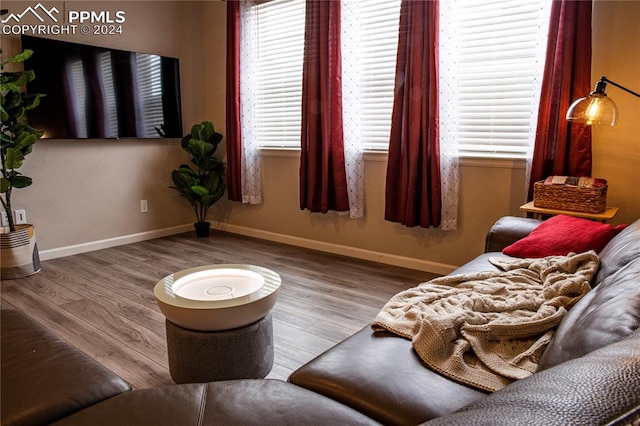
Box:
566, 92, 619, 126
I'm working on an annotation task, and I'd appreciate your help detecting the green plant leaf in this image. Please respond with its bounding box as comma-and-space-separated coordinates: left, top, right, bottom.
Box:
201, 194, 217, 207
23, 93, 43, 111
199, 157, 225, 172
4, 148, 25, 170
0, 178, 10, 193
209, 181, 226, 203
187, 139, 214, 158
178, 164, 196, 173
4, 91, 22, 110
203, 171, 220, 191
15, 133, 37, 151
8, 175, 32, 188
190, 185, 209, 197
8, 106, 25, 122
0, 73, 31, 93
190, 121, 214, 142
0, 105, 8, 123
171, 169, 196, 189
0, 49, 33, 67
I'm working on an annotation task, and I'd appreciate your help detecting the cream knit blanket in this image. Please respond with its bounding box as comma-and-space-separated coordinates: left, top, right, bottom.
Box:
371, 251, 599, 392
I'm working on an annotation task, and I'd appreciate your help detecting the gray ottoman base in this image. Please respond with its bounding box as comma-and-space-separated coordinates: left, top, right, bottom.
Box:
166, 313, 274, 384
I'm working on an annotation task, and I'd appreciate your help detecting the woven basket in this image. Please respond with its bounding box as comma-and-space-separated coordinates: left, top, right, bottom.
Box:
533, 180, 607, 213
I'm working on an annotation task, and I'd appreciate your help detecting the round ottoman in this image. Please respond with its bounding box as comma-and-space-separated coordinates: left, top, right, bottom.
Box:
166, 313, 274, 383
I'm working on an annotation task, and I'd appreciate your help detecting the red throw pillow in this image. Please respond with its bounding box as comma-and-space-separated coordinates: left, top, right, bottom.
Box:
503, 214, 626, 258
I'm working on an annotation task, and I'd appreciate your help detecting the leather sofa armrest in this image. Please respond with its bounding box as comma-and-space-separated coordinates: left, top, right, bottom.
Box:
1, 308, 131, 425
484, 216, 542, 253
423, 332, 640, 426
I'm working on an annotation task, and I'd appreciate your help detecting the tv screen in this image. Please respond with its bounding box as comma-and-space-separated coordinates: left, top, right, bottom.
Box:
21, 35, 183, 139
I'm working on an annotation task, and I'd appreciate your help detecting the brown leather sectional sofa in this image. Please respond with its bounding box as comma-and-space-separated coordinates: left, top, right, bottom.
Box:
2, 216, 639, 425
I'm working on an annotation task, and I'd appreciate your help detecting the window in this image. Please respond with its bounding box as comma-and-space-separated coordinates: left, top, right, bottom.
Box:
252, 0, 400, 150
253, 0, 306, 148
348, 0, 401, 151
248, 0, 551, 158
445, 0, 551, 158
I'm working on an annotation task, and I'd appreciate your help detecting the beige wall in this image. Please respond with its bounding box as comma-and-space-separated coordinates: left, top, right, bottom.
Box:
2, 1, 638, 272
206, 0, 640, 271
591, 0, 640, 225
1, 1, 207, 252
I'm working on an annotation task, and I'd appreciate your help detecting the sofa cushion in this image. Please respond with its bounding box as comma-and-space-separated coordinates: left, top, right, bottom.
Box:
423, 332, 640, 426
54, 379, 378, 426
536, 256, 640, 371
288, 327, 488, 425
594, 218, 640, 285
1, 308, 132, 426
502, 214, 625, 259
449, 252, 504, 275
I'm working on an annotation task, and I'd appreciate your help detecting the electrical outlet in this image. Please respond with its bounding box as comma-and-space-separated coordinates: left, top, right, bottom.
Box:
140, 200, 148, 213
1, 211, 8, 227
15, 209, 27, 224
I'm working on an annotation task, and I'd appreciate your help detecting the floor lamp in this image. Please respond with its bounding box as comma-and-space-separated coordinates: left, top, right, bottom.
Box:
566, 76, 640, 126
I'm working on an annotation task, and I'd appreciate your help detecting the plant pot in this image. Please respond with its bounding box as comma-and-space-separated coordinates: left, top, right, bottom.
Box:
194, 222, 211, 238
0, 224, 41, 279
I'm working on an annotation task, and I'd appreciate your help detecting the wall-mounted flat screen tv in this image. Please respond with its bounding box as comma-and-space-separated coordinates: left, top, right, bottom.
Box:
21, 35, 183, 139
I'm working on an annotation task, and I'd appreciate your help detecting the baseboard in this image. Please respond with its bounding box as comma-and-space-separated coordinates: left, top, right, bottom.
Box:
40, 222, 457, 275
39, 224, 193, 261
212, 222, 457, 275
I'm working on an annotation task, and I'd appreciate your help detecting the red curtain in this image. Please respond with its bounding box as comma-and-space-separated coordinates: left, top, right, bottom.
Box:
384, 0, 441, 228
528, 0, 592, 199
299, 0, 350, 213
225, 1, 242, 202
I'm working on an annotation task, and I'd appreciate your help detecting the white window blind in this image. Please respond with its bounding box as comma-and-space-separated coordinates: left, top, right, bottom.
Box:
249, 0, 550, 157
253, 0, 305, 148
252, 0, 400, 150
455, 0, 551, 158
356, 0, 401, 151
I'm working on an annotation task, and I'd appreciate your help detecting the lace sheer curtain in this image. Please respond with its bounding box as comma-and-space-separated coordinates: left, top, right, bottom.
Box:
525, 1, 558, 202
340, 0, 365, 219
438, 0, 459, 231
238, 1, 262, 204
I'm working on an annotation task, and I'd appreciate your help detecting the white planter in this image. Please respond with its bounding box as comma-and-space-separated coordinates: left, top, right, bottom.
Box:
0, 224, 41, 279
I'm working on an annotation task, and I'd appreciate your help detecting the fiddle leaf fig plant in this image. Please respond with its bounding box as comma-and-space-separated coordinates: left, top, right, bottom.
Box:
1, 48, 45, 231
170, 121, 226, 224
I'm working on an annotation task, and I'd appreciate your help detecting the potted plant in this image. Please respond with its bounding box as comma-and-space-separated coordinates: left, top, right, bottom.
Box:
0, 48, 45, 278
170, 121, 226, 238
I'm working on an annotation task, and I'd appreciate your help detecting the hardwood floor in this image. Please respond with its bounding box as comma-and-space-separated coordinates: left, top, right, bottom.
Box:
1, 230, 439, 389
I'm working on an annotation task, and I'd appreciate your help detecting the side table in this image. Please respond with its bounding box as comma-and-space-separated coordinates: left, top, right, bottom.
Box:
519, 201, 619, 223
154, 264, 281, 383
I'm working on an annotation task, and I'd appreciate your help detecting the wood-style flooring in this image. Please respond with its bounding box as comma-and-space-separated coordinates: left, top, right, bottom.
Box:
1, 230, 439, 389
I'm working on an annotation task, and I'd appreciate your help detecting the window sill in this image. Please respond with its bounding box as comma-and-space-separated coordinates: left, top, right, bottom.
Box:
259, 147, 526, 169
